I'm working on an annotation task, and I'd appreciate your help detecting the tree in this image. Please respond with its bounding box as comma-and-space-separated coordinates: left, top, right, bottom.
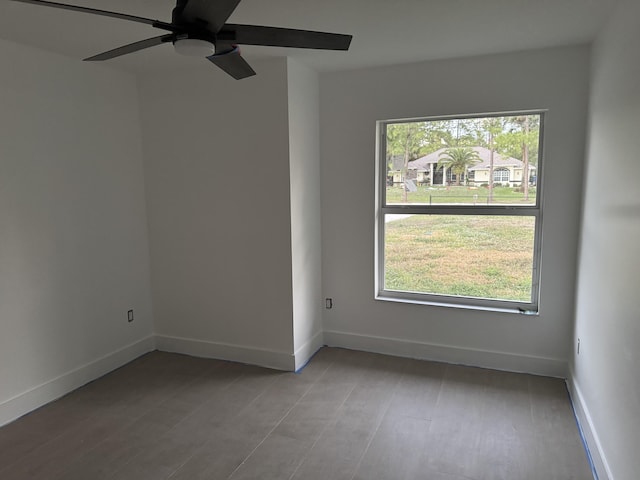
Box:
386, 122, 427, 201
520, 116, 531, 200
420, 121, 456, 155
437, 147, 481, 185
494, 115, 540, 200
494, 115, 540, 163
482, 117, 504, 202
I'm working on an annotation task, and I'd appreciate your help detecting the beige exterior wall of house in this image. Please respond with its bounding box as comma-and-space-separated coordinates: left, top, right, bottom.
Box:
472, 166, 526, 186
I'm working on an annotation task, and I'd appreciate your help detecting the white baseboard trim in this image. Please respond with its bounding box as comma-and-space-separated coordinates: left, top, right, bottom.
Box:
155, 335, 295, 371
323, 330, 567, 377
294, 331, 324, 372
0, 335, 156, 427
566, 373, 612, 480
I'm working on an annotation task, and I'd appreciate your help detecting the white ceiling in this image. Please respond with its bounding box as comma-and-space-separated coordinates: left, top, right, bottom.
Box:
0, 0, 618, 74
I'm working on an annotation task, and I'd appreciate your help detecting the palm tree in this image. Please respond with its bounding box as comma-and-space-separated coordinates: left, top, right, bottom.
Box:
437, 147, 481, 185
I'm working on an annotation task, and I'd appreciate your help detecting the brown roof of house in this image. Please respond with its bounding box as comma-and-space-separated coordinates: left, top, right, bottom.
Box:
408, 146, 535, 171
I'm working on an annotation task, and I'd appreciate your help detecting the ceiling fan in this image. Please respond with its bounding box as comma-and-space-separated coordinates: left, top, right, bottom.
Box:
9, 0, 353, 79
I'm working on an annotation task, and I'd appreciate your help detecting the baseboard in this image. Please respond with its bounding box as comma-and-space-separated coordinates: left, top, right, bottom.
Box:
566, 373, 613, 480
155, 335, 295, 371
294, 331, 324, 372
0, 335, 156, 427
323, 330, 567, 377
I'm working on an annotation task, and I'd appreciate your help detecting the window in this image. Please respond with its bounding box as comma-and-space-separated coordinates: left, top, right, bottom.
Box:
494, 168, 510, 183
376, 112, 544, 312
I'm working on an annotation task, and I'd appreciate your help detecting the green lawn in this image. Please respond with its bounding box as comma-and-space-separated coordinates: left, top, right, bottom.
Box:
384, 214, 535, 302
386, 185, 536, 205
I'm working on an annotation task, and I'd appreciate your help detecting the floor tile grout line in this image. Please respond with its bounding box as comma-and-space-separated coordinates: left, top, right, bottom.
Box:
346, 360, 411, 480
421, 364, 446, 435
0, 386, 141, 476
101, 363, 254, 480
286, 381, 360, 480
161, 370, 276, 480
2, 361, 218, 479
395, 362, 446, 425
225, 359, 338, 480
527, 375, 536, 430
168, 358, 338, 480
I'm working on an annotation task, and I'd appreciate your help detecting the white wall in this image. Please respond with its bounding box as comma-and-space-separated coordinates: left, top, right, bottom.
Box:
0, 40, 155, 425
139, 58, 297, 370
286, 59, 324, 369
320, 46, 590, 376
572, 0, 640, 478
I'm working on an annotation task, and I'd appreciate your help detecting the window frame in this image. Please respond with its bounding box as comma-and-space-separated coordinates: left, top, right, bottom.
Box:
375, 111, 546, 314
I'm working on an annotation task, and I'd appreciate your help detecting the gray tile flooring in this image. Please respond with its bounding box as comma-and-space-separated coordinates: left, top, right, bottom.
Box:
0, 348, 593, 479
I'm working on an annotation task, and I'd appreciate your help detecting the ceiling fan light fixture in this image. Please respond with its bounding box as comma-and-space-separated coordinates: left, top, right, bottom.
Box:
173, 38, 215, 57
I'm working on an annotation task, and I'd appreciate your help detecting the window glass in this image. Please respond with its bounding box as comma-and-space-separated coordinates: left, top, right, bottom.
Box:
378, 113, 544, 311
384, 214, 536, 303
385, 115, 539, 207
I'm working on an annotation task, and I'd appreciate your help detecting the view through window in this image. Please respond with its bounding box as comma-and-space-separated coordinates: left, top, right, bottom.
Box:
377, 112, 544, 312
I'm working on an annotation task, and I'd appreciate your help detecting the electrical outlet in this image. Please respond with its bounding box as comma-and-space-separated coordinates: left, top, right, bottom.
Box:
127, 309, 134, 323
325, 298, 333, 309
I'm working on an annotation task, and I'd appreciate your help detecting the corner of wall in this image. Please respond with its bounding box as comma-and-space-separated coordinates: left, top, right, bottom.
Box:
566, 370, 613, 480
0, 336, 155, 427
155, 335, 296, 372
294, 331, 324, 372
287, 58, 323, 364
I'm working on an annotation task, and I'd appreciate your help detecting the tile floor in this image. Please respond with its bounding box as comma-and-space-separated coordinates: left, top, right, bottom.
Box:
0, 347, 593, 479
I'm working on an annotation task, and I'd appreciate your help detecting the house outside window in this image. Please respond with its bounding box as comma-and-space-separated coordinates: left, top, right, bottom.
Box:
377, 112, 544, 312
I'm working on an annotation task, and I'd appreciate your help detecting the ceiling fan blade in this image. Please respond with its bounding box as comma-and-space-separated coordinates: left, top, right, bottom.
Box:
207, 46, 256, 80
9, 0, 176, 31
179, 0, 241, 33
84, 34, 175, 61
219, 24, 352, 50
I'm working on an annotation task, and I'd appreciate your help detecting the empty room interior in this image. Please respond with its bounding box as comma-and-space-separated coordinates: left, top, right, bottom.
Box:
0, 0, 638, 479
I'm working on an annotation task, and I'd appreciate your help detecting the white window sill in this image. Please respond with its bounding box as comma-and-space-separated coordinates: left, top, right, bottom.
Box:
375, 293, 539, 316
